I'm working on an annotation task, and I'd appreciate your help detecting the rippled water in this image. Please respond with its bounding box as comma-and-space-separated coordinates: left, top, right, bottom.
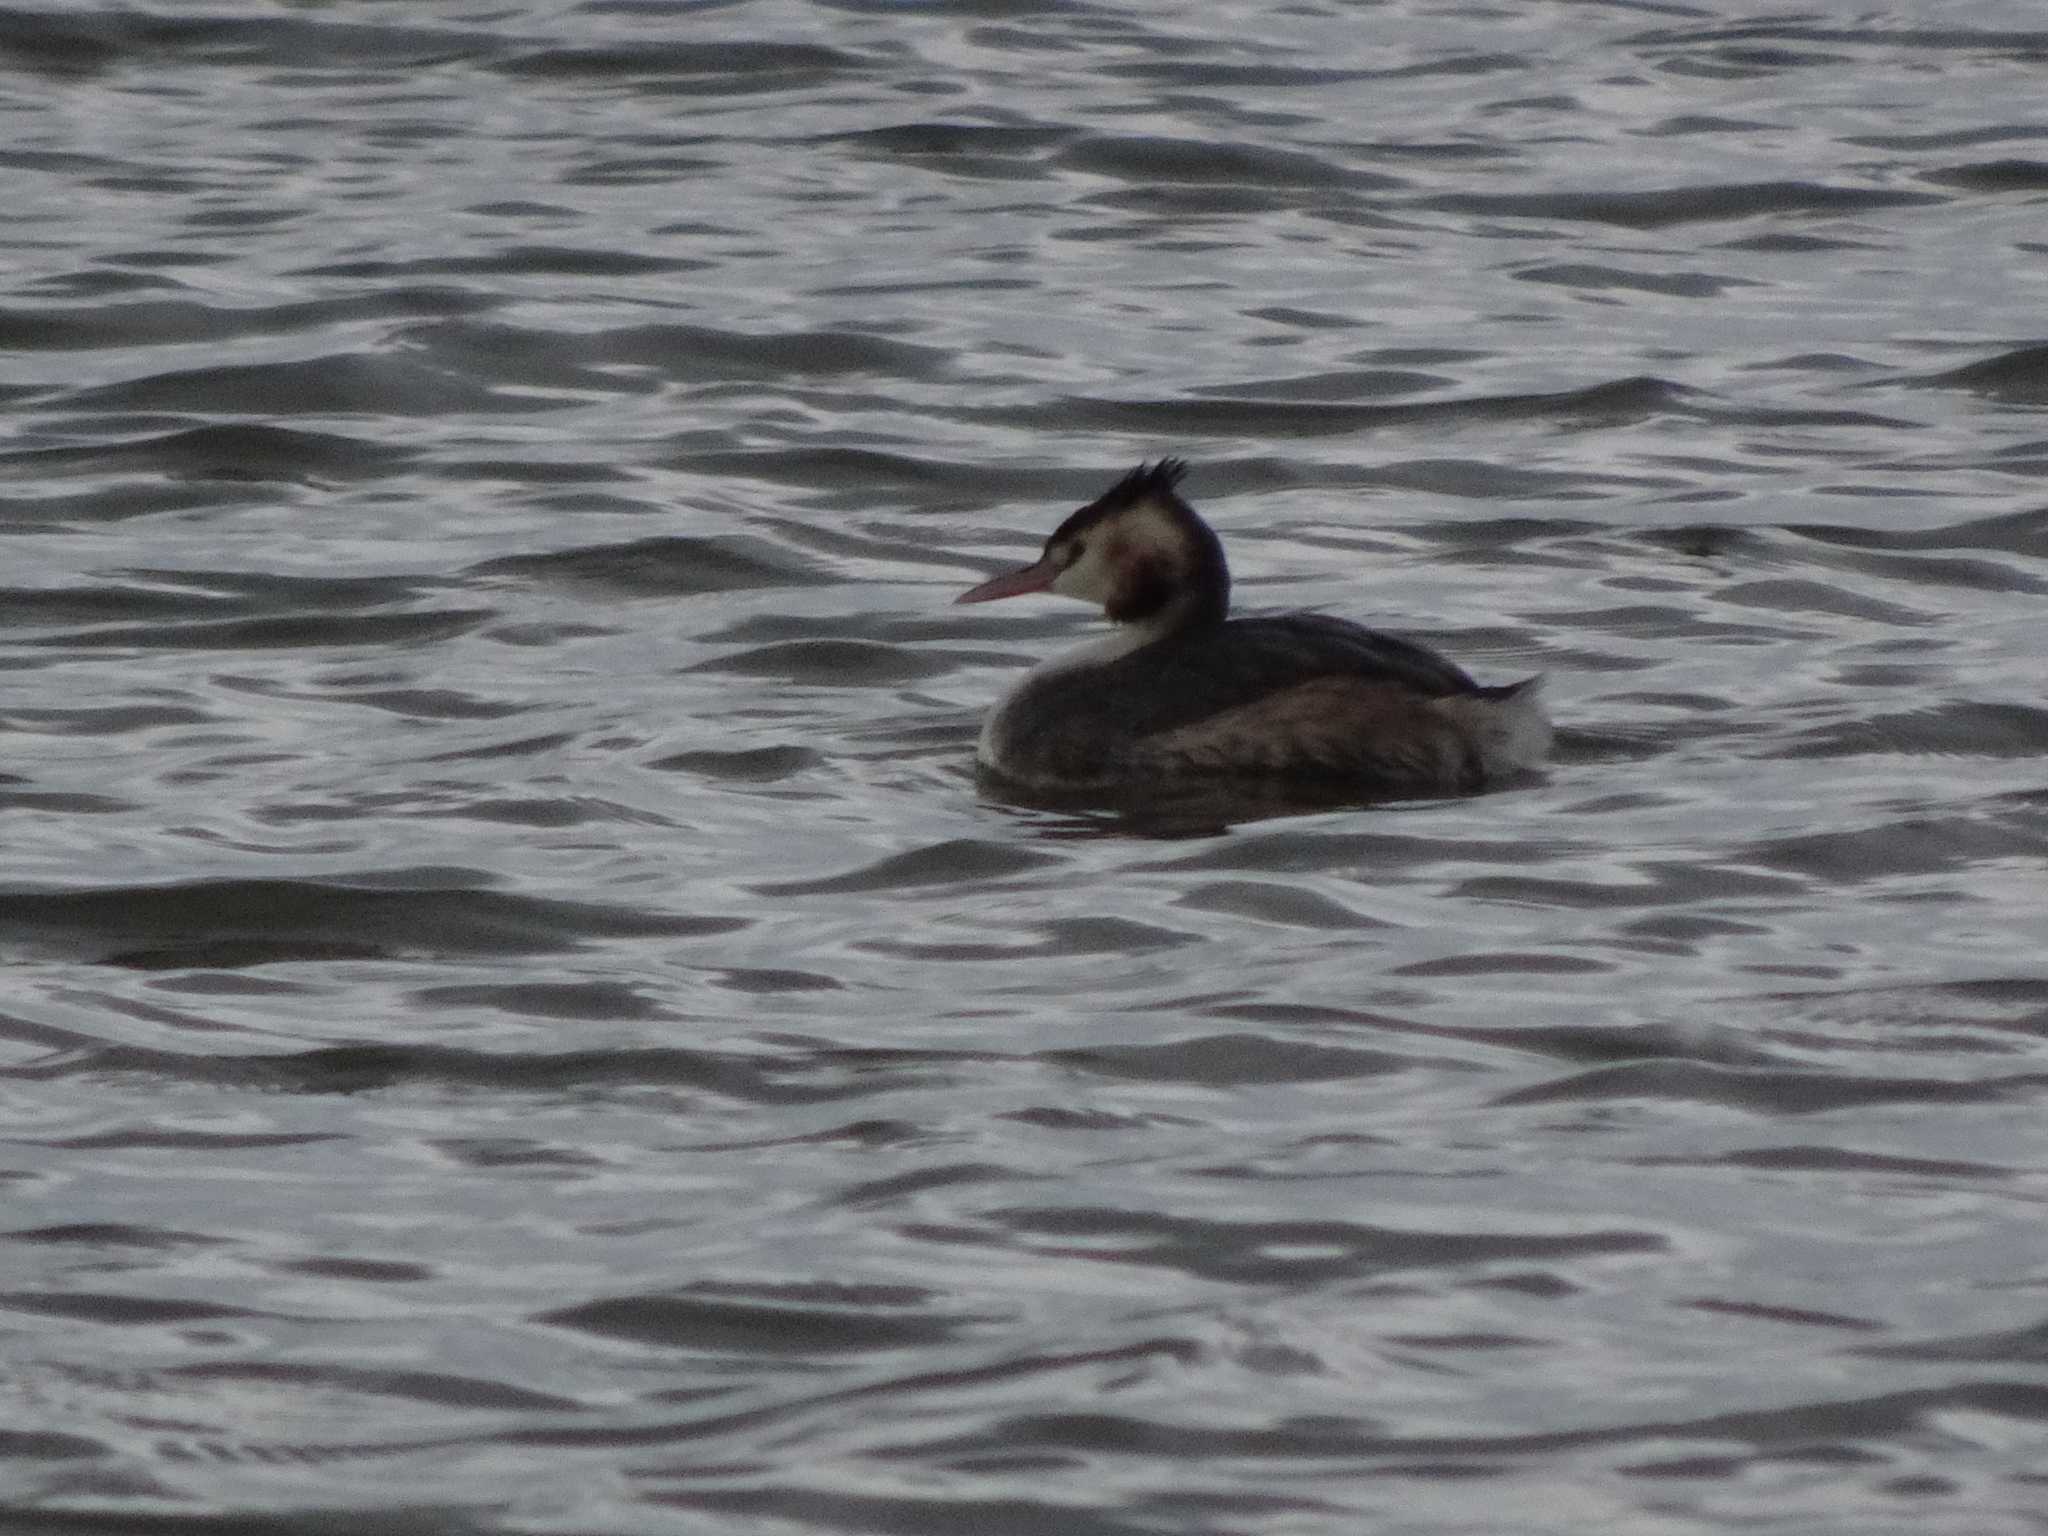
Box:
5, 3, 2048, 1531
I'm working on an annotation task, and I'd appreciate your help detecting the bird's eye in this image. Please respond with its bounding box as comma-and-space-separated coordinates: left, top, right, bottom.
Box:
1065, 541, 1086, 566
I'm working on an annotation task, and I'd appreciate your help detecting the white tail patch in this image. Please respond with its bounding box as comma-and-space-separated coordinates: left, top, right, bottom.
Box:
1462, 676, 1551, 780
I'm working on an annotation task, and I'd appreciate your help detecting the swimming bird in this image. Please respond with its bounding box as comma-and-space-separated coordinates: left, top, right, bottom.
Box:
955, 460, 1549, 797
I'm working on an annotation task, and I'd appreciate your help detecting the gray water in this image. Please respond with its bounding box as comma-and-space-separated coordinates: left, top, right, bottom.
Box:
4, 3, 2048, 1532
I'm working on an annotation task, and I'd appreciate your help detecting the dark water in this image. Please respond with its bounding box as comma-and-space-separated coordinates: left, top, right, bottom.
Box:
4, 3, 2048, 1531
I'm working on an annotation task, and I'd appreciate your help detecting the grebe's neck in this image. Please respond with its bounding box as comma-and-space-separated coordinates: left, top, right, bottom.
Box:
1101, 504, 1229, 633
1126, 582, 1224, 642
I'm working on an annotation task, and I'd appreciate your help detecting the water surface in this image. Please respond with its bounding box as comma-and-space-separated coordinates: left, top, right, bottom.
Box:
3, 3, 2047, 1532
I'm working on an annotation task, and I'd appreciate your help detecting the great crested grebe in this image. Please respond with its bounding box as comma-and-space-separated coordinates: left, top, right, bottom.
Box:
955, 460, 1549, 797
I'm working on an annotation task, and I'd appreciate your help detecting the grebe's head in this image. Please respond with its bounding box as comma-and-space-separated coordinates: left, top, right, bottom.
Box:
956, 459, 1228, 628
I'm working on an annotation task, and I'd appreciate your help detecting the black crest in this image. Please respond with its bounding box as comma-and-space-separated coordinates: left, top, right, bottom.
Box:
1103, 459, 1189, 508
1055, 459, 1193, 542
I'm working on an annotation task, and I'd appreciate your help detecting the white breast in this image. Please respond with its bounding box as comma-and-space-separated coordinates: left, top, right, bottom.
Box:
974, 621, 1167, 769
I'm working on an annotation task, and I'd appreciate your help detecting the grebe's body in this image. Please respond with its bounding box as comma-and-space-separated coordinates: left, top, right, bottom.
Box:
957, 461, 1548, 797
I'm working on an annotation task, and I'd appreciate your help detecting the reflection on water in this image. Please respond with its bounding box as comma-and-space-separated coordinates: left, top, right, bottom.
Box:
3, 3, 2047, 1532
975, 762, 1536, 840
